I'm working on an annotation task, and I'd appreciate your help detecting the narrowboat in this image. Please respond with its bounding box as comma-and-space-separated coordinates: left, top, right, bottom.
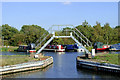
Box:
74, 43, 85, 52
65, 45, 74, 51
93, 42, 110, 51
17, 45, 28, 52
17, 43, 36, 52
109, 43, 120, 51
43, 45, 65, 52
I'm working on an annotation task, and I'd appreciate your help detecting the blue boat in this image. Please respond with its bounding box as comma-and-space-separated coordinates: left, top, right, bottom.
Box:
74, 43, 85, 52
65, 45, 74, 51
62, 45, 74, 51
109, 43, 120, 51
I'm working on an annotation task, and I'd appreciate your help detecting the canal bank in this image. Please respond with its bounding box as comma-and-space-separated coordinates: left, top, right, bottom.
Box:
0, 56, 53, 75
76, 53, 120, 74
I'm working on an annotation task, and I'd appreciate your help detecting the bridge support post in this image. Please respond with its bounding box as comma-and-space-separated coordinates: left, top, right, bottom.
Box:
52, 31, 55, 37
70, 32, 72, 36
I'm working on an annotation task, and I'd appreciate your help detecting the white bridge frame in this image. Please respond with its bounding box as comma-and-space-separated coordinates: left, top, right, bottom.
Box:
36, 32, 91, 55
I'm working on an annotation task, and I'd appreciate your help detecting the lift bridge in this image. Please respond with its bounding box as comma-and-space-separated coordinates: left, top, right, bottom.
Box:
35, 25, 92, 56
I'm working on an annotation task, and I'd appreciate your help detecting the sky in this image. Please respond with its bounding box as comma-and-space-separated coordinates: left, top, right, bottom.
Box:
2, 2, 118, 31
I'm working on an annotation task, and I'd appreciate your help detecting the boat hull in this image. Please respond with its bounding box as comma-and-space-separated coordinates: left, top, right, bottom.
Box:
96, 48, 109, 51
28, 50, 36, 53
44, 45, 65, 52
43, 49, 65, 52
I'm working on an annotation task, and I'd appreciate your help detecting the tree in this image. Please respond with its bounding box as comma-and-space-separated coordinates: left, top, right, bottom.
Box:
10, 33, 26, 46
102, 23, 114, 44
20, 25, 48, 44
92, 22, 104, 43
112, 26, 120, 43
2, 24, 19, 45
2, 24, 19, 40
93, 21, 104, 36
82, 20, 88, 27
76, 22, 94, 44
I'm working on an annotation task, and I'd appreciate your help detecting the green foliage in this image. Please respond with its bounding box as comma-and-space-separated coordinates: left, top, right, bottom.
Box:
20, 25, 48, 44
1, 21, 120, 46
2, 24, 19, 46
1, 46, 18, 51
9, 33, 26, 46
102, 23, 114, 44
2, 24, 48, 46
85, 46, 93, 52
76, 21, 119, 45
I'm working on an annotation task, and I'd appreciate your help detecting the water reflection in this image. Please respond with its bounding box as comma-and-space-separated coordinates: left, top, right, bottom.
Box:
56, 52, 65, 54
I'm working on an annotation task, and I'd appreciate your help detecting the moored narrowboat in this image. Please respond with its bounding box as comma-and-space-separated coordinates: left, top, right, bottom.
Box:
109, 43, 120, 51
93, 42, 110, 51
65, 45, 74, 51
17, 43, 36, 52
17, 45, 28, 52
43, 45, 65, 52
74, 43, 85, 52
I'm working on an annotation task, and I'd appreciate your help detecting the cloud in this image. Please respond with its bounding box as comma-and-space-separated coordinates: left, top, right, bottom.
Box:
62, 1, 71, 5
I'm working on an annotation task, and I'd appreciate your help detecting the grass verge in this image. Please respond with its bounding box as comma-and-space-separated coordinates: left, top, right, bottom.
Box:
1, 46, 18, 52
92, 54, 119, 65
0, 55, 50, 67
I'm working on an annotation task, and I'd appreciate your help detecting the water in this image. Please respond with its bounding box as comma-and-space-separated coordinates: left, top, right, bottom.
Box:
1, 51, 120, 79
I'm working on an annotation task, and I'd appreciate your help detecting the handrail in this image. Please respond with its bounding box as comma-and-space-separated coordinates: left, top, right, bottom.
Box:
35, 26, 53, 48
71, 35, 90, 54
62, 29, 90, 46
35, 26, 52, 44
73, 31, 89, 46
36, 36, 54, 54
35, 34, 51, 48
74, 28, 92, 46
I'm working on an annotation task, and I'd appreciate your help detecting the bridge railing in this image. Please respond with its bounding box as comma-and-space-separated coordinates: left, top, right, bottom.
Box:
35, 27, 53, 49
62, 28, 92, 47
35, 25, 92, 52
74, 28, 92, 47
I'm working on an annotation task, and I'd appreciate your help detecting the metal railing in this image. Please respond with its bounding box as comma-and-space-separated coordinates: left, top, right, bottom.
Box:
74, 28, 92, 47
35, 25, 92, 54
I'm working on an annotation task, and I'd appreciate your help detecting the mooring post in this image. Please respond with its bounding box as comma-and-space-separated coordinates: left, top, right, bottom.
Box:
91, 49, 95, 58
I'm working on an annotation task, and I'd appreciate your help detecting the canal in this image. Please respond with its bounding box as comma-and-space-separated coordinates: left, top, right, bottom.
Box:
1, 51, 120, 79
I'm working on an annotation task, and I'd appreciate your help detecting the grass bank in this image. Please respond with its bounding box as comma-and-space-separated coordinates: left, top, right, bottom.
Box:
92, 54, 120, 65
1, 46, 18, 52
0, 55, 50, 67
85, 46, 93, 52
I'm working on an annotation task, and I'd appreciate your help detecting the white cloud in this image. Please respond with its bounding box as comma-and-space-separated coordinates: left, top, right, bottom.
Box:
63, 1, 71, 5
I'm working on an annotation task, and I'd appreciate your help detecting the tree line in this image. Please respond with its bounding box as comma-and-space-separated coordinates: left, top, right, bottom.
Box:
1, 24, 48, 46
1, 21, 120, 46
